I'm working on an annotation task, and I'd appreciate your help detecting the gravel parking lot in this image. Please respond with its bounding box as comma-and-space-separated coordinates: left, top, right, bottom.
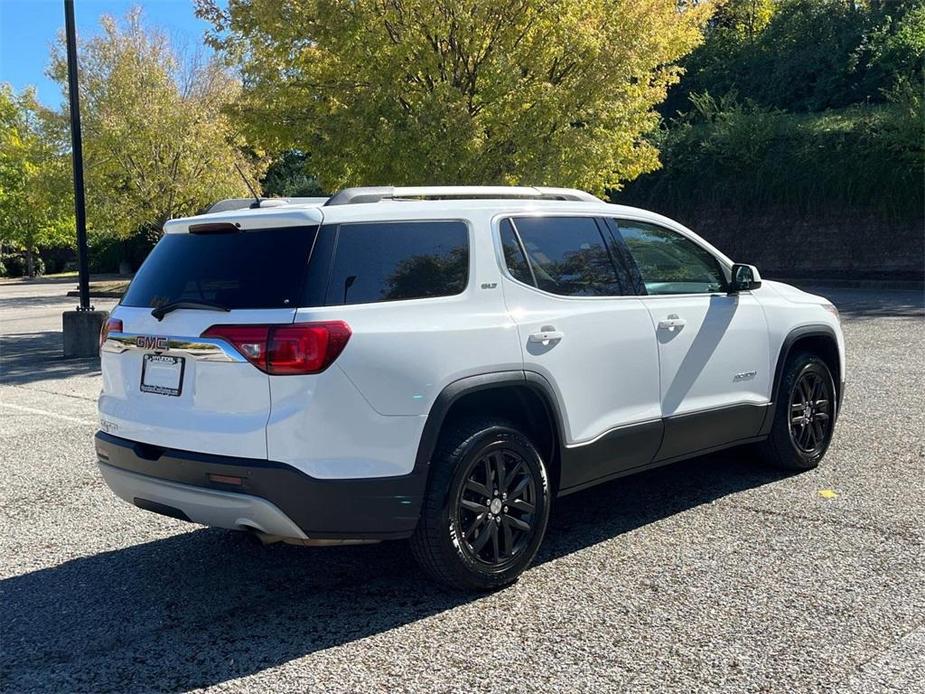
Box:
1, 278, 923, 693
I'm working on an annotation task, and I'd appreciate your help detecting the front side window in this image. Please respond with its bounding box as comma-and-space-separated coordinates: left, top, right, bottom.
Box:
615, 220, 726, 295
502, 216, 629, 296
325, 221, 469, 305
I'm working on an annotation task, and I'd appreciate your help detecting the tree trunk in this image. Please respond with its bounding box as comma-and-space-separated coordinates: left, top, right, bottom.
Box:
26, 246, 34, 279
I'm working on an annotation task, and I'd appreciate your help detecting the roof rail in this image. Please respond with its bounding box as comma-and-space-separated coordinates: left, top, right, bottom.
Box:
207, 197, 329, 214
323, 186, 601, 206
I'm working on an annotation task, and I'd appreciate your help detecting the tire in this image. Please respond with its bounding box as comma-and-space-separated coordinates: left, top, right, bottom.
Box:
758, 351, 837, 470
410, 417, 551, 592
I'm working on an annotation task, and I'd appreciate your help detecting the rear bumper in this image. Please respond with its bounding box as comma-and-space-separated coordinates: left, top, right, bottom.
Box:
98, 463, 311, 539
94, 431, 425, 540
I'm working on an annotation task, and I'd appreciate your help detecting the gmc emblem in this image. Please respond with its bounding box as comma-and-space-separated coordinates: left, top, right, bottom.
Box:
136, 335, 169, 351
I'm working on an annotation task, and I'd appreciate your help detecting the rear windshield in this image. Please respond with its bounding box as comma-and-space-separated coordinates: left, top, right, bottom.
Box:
121, 226, 318, 309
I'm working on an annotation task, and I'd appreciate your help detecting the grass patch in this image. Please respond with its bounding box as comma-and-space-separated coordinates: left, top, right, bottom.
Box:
65, 280, 129, 298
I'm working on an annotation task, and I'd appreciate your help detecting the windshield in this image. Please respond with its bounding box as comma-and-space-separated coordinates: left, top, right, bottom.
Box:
121, 226, 319, 310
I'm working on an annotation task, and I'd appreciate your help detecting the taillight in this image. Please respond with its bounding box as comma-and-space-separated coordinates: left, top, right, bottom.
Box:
201, 322, 351, 375
267, 323, 352, 374
201, 325, 269, 369
99, 317, 123, 348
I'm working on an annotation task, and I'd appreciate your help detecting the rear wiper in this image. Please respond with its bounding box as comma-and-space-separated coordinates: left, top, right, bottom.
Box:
151, 300, 231, 321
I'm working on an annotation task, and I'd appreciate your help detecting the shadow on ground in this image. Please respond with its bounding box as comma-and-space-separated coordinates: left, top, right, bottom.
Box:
1, 450, 788, 692
0, 332, 100, 385
0, 293, 84, 310
1, 282, 917, 690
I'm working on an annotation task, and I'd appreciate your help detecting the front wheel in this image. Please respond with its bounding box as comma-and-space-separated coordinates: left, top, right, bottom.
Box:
410, 418, 551, 592
758, 352, 838, 470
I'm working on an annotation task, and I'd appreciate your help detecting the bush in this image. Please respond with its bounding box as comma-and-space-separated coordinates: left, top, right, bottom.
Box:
0, 252, 45, 277
87, 234, 122, 274
39, 245, 77, 275
261, 151, 326, 198
616, 94, 924, 220
88, 225, 160, 274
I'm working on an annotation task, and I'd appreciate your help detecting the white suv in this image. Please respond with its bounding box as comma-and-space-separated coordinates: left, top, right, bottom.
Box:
96, 186, 845, 590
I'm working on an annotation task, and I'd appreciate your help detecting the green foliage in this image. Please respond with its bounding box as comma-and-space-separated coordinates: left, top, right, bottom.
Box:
861, 2, 925, 97
261, 151, 326, 197
47, 9, 264, 238
667, 0, 925, 114
616, 93, 924, 219
198, 0, 713, 194
0, 251, 45, 278
624, 0, 925, 223
84, 225, 162, 274
0, 84, 73, 277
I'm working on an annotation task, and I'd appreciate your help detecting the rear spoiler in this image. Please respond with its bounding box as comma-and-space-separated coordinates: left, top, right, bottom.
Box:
207, 197, 329, 213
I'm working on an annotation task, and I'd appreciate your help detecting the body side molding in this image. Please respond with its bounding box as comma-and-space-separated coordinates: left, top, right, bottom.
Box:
655, 402, 769, 462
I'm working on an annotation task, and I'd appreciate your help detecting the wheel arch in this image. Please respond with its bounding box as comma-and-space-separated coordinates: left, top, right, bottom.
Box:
414, 371, 566, 494
761, 324, 842, 436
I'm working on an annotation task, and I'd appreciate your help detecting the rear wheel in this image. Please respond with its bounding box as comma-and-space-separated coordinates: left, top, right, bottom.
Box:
410, 418, 550, 591
758, 352, 837, 470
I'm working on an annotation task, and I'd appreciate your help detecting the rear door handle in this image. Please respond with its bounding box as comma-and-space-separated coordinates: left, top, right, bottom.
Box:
657, 314, 686, 331
528, 327, 564, 343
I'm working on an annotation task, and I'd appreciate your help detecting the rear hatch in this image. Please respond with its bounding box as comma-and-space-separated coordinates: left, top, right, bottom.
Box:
99, 210, 322, 459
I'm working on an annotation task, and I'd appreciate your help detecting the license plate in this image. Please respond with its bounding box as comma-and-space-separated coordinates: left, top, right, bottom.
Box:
141, 354, 185, 397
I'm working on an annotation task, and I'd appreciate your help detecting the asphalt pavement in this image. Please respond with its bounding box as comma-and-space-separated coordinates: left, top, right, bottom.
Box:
0, 278, 923, 693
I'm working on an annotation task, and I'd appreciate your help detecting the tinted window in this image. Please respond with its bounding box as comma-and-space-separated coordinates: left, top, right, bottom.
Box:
507, 216, 628, 296
499, 219, 533, 285
326, 221, 468, 305
616, 220, 726, 295
122, 226, 318, 309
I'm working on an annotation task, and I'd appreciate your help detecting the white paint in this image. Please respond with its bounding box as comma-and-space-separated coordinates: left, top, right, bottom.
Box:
0, 401, 96, 426
97, 190, 845, 495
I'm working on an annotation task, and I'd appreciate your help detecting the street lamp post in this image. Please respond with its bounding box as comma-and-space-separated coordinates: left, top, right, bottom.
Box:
64, 0, 91, 310
61, 0, 107, 357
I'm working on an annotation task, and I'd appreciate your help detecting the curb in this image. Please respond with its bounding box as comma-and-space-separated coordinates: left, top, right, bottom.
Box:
770, 278, 924, 291
66, 290, 124, 298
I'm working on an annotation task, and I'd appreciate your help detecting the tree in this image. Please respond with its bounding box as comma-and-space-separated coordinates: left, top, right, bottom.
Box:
0, 85, 72, 277
47, 9, 262, 240
667, 0, 925, 114
197, 0, 712, 195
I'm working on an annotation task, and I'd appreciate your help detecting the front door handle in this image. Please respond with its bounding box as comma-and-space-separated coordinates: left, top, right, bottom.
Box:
657, 314, 686, 331
528, 327, 564, 343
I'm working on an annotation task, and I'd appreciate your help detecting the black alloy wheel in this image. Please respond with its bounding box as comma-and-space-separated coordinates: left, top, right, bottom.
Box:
453, 446, 538, 569
757, 351, 838, 470
788, 368, 834, 456
410, 417, 550, 591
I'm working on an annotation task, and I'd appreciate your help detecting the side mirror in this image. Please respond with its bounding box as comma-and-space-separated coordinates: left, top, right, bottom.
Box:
730, 263, 762, 292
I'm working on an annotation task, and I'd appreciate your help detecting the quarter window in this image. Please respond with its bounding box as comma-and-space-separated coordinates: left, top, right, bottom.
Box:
503, 216, 630, 296
616, 220, 726, 295
326, 221, 469, 305
499, 219, 533, 285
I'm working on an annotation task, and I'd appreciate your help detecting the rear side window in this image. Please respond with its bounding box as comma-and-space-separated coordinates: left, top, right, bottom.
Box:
121, 226, 318, 309
504, 216, 630, 296
325, 221, 469, 305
